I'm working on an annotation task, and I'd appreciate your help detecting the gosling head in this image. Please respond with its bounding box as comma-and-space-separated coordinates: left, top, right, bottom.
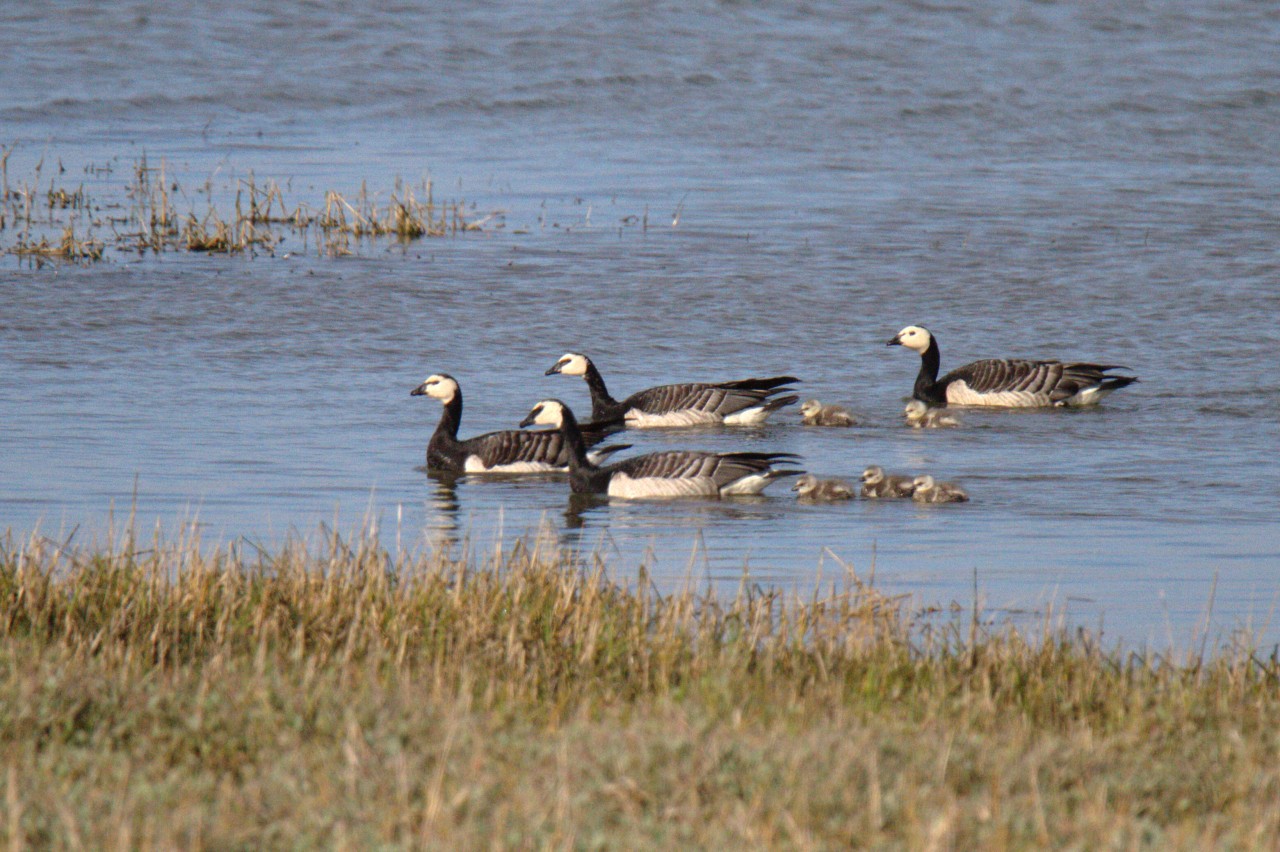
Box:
904, 399, 928, 421
545, 352, 591, 377
913, 474, 936, 491
799, 399, 822, 418
791, 474, 819, 495
861, 466, 885, 484
887, 325, 933, 354
520, 398, 569, 429
410, 373, 459, 403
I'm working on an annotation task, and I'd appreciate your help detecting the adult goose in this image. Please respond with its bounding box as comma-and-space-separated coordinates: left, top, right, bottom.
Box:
410, 374, 628, 473
887, 325, 1138, 408
545, 352, 799, 428
519, 399, 803, 498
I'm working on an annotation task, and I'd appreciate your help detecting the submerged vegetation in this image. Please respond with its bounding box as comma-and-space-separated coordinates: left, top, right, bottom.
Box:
2, 522, 1279, 848
0, 145, 490, 264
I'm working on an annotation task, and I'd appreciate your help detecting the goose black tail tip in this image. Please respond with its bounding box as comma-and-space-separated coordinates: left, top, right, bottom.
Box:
761, 394, 800, 412
1102, 375, 1140, 391
722, 375, 801, 391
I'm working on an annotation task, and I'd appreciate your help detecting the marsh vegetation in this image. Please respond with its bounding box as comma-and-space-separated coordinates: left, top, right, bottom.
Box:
2, 521, 1277, 848
0, 146, 488, 264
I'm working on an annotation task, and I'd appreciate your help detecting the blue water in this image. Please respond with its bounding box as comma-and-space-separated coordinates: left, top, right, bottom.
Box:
2, 1, 1279, 647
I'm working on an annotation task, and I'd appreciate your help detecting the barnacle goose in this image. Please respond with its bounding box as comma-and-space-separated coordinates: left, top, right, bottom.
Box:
545, 352, 799, 428
519, 399, 803, 499
860, 466, 917, 499
903, 399, 960, 428
410, 374, 628, 473
911, 474, 969, 504
792, 474, 856, 502
887, 325, 1138, 408
799, 399, 858, 427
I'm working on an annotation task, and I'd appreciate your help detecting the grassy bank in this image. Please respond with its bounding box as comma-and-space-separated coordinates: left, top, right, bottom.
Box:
2, 525, 1278, 849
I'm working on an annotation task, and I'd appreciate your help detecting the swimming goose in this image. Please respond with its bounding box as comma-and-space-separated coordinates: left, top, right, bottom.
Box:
887, 325, 1138, 407
545, 352, 799, 428
410, 374, 628, 473
792, 474, 856, 502
519, 399, 803, 498
911, 474, 969, 504
859, 466, 917, 499
800, 399, 858, 427
903, 399, 960, 428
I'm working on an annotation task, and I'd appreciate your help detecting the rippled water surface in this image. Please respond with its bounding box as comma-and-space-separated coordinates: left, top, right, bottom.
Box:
3, 1, 1279, 645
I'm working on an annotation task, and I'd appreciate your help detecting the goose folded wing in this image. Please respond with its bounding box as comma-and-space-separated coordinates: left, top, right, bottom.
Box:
611, 451, 713, 480
625, 383, 720, 414
471, 429, 560, 466
627, 382, 789, 416
945, 359, 1061, 395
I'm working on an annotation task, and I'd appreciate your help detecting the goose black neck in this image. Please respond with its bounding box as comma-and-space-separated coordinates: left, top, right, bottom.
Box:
582, 362, 619, 418
433, 391, 463, 444
913, 338, 944, 404
556, 405, 594, 472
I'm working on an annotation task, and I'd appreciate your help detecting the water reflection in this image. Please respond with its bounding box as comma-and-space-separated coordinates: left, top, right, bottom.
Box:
422, 468, 462, 549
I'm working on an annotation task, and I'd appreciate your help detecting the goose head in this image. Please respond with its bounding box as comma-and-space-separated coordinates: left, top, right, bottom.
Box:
903, 399, 928, 421
520, 398, 568, 429
410, 373, 459, 403
799, 399, 822, 418
913, 474, 936, 491
860, 465, 885, 484
546, 352, 591, 377
887, 325, 932, 353
791, 474, 819, 495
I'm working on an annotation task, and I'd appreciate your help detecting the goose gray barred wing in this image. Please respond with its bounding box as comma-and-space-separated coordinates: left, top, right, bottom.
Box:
468, 429, 566, 467
627, 381, 792, 416
702, 452, 800, 488
610, 450, 717, 481
944, 359, 1134, 403
944, 359, 1046, 394
609, 450, 797, 484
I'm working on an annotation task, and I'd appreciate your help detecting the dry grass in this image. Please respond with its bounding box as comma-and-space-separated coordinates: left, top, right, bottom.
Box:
2, 522, 1279, 849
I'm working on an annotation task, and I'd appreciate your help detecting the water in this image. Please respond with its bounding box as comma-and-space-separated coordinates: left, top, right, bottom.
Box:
2, 1, 1279, 647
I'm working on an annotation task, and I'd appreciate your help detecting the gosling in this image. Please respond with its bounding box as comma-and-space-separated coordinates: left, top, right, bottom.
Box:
911, 474, 969, 504
904, 399, 960, 429
860, 465, 917, 499
792, 474, 856, 502
800, 399, 857, 427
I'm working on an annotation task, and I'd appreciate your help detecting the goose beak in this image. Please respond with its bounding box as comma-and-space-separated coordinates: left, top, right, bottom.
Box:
886, 334, 902, 346
519, 411, 538, 428
410, 382, 429, 396
545, 361, 564, 376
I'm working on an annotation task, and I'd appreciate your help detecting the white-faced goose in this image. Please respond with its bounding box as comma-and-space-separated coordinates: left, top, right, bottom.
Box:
411, 374, 628, 473
887, 325, 1138, 407
545, 352, 798, 428
911, 474, 969, 504
903, 399, 960, 428
799, 399, 857, 427
520, 399, 803, 499
792, 474, 855, 502
859, 466, 917, 499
